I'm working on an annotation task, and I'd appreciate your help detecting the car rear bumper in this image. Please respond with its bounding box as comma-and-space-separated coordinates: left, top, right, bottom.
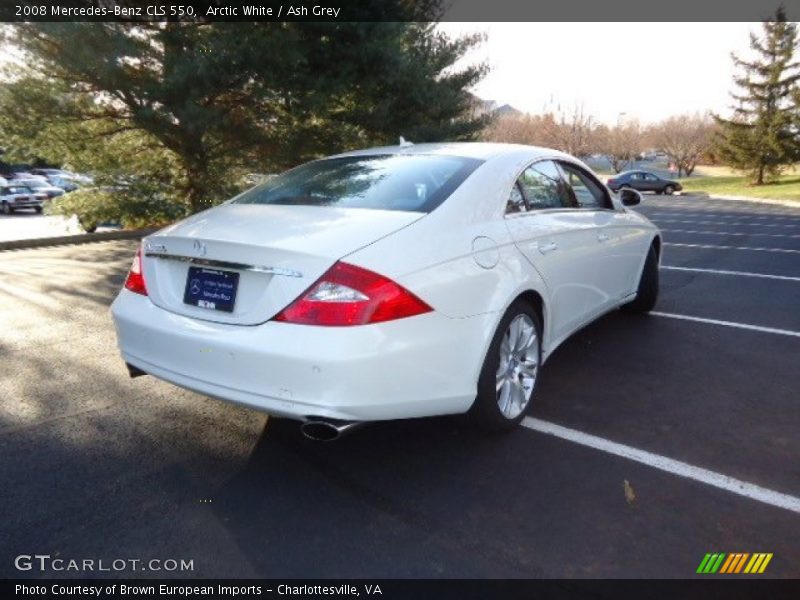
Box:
111, 289, 494, 422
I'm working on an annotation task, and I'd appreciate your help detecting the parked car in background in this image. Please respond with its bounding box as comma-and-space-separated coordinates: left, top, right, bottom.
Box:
0, 184, 47, 214
46, 174, 80, 192
29, 168, 89, 191
6, 172, 47, 181
16, 178, 65, 199
30, 168, 70, 178
69, 172, 94, 185
112, 142, 660, 440
606, 171, 682, 195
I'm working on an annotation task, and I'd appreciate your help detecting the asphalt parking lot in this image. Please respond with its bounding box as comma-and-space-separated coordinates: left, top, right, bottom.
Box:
0, 194, 798, 578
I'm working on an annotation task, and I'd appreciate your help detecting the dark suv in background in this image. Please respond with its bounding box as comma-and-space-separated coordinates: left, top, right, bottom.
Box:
607, 171, 682, 195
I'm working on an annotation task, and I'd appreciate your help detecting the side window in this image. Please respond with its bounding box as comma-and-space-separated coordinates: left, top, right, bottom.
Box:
558, 162, 612, 209
644, 173, 658, 181
517, 160, 572, 210
506, 182, 527, 214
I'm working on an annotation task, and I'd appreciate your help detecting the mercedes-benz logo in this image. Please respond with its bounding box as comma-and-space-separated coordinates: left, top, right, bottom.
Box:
192, 240, 207, 256
190, 279, 201, 295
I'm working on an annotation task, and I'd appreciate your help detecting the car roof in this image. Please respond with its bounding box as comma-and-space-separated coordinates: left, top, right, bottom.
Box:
622, 170, 661, 176
331, 142, 572, 162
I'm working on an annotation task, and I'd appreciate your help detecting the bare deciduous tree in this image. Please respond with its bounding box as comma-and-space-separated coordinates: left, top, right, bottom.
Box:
600, 120, 644, 173
540, 104, 599, 158
482, 104, 602, 157
650, 114, 716, 177
482, 113, 553, 146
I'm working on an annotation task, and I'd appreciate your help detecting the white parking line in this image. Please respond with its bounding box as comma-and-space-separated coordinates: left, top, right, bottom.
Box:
661, 265, 800, 282
653, 218, 800, 229
651, 212, 800, 222
651, 311, 800, 338
522, 417, 800, 515
664, 242, 800, 254
661, 228, 800, 239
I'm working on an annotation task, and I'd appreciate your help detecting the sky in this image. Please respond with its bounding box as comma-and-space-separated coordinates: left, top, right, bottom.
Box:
0, 22, 762, 125
437, 22, 759, 124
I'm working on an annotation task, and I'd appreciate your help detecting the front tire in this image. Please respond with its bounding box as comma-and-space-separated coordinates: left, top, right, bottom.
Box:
622, 245, 659, 314
1, 202, 11, 215
664, 185, 675, 195
470, 301, 542, 431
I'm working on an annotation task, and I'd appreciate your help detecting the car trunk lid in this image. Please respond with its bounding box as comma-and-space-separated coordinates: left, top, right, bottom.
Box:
141, 203, 423, 325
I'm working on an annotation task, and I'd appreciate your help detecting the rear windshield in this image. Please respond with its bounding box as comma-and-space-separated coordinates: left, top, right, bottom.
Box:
232, 154, 483, 213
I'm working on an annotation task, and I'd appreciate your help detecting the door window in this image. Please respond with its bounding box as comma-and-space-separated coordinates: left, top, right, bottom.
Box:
558, 162, 612, 209
506, 183, 527, 214
515, 160, 572, 210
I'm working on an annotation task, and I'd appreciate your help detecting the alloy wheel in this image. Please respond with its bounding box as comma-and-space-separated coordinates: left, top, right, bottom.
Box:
495, 313, 539, 419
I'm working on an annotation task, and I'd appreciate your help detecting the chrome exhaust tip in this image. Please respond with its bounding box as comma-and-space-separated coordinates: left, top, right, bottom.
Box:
300, 419, 363, 442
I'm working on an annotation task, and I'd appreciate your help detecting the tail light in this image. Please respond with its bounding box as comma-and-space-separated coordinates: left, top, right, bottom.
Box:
124, 245, 148, 296
607, 179, 616, 186
273, 261, 432, 326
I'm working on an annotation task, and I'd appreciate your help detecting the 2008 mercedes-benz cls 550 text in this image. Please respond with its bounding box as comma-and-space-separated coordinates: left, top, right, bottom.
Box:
111, 143, 660, 440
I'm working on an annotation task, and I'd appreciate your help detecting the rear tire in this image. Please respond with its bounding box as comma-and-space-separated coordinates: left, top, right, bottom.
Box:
622, 245, 659, 314
470, 300, 542, 431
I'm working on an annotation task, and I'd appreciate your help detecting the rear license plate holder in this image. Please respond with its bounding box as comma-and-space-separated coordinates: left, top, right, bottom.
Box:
183, 266, 239, 313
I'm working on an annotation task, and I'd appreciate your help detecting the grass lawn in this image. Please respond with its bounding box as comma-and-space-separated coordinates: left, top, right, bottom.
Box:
678, 173, 800, 203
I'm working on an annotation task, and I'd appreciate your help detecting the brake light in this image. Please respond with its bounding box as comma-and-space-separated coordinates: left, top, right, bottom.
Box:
273, 261, 432, 326
607, 179, 617, 185
124, 245, 148, 296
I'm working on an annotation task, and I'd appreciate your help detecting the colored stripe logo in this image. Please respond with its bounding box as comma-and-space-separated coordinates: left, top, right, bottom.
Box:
697, 553, 773, 574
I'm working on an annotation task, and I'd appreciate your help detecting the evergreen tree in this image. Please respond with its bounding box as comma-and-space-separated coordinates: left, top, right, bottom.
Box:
713, 9, 800, 184
0, 9, 487, 213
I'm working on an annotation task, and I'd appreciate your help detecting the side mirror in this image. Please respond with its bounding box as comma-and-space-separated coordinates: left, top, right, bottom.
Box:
619, 188, 642, 207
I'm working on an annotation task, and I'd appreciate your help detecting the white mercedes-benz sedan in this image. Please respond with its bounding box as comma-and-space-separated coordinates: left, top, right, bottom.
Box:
111, 143, 660, 440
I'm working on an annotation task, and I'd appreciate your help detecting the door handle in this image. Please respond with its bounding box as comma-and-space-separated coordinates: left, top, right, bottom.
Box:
538, 241, 558, 255
597, 232, 610, 243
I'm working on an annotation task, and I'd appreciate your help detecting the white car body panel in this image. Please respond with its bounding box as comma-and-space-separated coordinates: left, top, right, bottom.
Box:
111, 143, 659, 422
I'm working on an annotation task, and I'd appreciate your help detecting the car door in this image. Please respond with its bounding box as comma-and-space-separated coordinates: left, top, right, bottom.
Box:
558, 161, 650, 306
629, 172, 646, 192
643, 172, 661, 192
504, 160, 604, 343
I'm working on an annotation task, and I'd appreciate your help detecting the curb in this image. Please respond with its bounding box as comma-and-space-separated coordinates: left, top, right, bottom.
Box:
0, 228, 156, 252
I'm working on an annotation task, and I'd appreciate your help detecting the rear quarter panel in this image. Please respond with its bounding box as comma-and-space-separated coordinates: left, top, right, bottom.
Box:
343, 154, 554, 373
